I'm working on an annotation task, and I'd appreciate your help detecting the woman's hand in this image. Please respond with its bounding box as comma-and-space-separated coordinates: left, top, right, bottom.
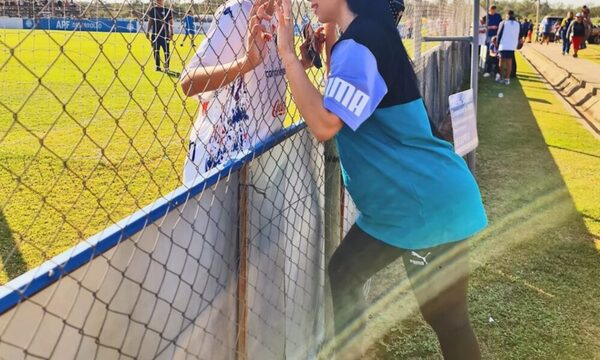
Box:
275, 0, 297, 65
313, 27, 326, 54
272, 3, 343, 142
244, 1, 273, 71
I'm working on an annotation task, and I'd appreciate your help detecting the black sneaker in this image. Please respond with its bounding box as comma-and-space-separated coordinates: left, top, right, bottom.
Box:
155, 67, 162, 71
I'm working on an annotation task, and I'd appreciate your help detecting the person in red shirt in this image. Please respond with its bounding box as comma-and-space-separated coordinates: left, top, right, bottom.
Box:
567, 13, 586, 57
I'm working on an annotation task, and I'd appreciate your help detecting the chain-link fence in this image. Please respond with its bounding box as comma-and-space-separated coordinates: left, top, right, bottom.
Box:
397, 0, 474, 135
0, 0, 473, 358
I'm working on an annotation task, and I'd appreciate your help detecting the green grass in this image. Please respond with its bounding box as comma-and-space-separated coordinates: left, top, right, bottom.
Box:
578, 43, 600, 65
401, 18, 446, 59
402, 38, 441, 59
0, 26, 430, 285
0, 29, 317, 284
367, 53, 600, 359
0, 30, 192, 283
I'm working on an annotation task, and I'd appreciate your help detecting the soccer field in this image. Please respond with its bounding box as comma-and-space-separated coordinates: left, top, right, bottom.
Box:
0, 27, 421, 284
0, 30, 201, 283
0, 29, 313, 284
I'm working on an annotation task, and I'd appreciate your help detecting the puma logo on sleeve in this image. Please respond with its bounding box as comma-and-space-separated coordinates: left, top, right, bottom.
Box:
325, 77, 371, 118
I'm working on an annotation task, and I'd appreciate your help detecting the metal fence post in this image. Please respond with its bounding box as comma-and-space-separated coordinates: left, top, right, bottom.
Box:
414, 0, 423, 70
324, 140, 341, 266
466, 0, 479, 173
237, 165, 249, 360
323, 139, 341, 356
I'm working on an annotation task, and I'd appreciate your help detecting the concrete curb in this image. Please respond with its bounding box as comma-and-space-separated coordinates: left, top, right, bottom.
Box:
521, 47, 600, 133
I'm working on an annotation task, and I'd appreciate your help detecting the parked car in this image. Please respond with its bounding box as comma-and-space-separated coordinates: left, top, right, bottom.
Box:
589, 25, 600, 44
538, 16, 563, 42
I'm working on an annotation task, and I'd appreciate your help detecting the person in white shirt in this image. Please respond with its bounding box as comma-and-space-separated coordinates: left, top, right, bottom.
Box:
496, 10, 520, 85
179, 0, 323, 186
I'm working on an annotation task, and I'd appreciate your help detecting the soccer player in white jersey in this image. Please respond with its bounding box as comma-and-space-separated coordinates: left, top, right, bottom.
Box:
180, 0, 322, 185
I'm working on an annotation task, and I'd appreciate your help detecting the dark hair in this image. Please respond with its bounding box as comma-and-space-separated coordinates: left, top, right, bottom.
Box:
347, 0, 424, 129
347, 0, 397, 32
508, 10, 514, 17
490, 5, 497, 10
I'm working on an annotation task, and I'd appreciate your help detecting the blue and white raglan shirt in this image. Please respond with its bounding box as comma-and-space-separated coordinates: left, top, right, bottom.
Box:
325, 16, 487, 250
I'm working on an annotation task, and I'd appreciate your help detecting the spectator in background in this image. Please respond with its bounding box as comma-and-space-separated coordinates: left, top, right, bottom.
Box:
483, 5, 502, 78
478, 17, 487, 57
527, 18, 534, 43
146, 0, 173, 72
540, 16, 552, 44
497, 10, 520, 85
553, 21, 561, 42
488, 36, 500, 81
181, 10, 196, 47
560, 12, 574, 55
510, 15, 525, 78
509, 17, 522, 79
520, 18, 529, 43
567, 13, 586, 58
582, 5, 590, 18
581, 5, 592, 49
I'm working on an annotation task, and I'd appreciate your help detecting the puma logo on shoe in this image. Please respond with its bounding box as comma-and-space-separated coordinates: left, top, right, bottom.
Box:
409, 251, 431, 266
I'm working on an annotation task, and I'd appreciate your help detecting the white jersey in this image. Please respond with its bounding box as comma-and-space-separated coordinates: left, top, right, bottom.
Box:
182, 0, 286, 185
498, 19, 520, 51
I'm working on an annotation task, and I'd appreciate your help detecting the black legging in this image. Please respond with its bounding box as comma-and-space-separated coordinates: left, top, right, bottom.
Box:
152, 35, 170, 70
328, 225, 481, 360
510, 51, 517, 78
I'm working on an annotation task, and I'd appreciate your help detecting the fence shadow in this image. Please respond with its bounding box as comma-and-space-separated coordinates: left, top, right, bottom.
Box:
0, 211, 28, 283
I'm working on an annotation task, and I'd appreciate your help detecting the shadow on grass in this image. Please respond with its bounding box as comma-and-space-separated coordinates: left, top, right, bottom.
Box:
364, 55, 600, 359
526, 97, 552, 104
547, 144, 600, 159
582, 214, 600, 223
0, 211, 28, 283
509, 73, 546, 84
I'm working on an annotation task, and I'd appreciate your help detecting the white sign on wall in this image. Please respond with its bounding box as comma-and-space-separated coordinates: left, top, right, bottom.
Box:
449, 89, 478, 156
